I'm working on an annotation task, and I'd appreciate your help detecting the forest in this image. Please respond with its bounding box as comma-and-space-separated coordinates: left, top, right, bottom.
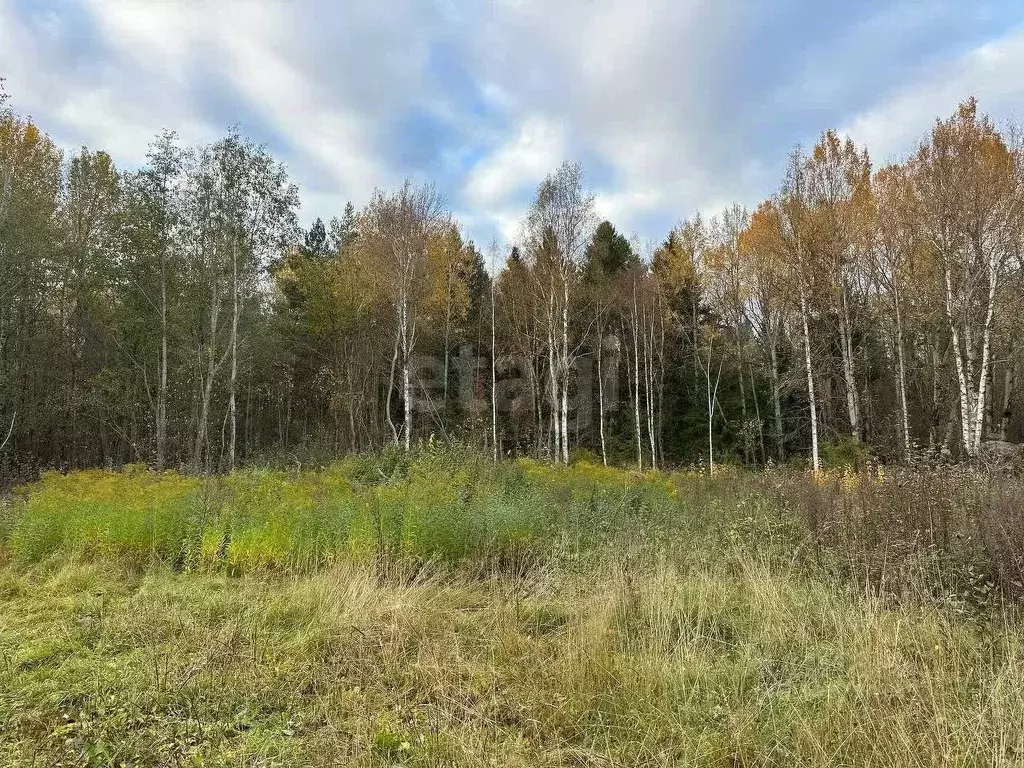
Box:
7, 78, 1024, 765
3, 83, 1023, 479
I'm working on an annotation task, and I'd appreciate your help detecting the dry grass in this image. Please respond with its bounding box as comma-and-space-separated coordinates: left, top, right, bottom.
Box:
2, 547, 1024, 766
3, 457, 1024, 765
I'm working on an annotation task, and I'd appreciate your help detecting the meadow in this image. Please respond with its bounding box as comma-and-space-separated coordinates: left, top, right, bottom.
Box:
2, 450, 1024, 766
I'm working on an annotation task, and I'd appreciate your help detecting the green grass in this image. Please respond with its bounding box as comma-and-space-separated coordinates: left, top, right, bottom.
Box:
1, 454, 686, 573
2, 453, 1024, 765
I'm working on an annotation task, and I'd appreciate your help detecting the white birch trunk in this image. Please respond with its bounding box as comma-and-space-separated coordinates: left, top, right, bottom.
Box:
560, 276, 570, 464
799, 285, 820, 472
943, 254, 975, 455
227, 244, 239, 472
631, 280, 643, 470
893, 292, 911, 459
971, 253, 999, 456
597, 328, 607, 466
491, 276, 498, 462
156, 245, 168, 471
838, 286, 861, 440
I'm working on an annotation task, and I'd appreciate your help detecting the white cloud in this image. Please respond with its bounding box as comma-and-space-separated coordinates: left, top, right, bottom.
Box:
3, 0, 1023, 246
462, 115, 566, 208
82, 0, 395, 202
840, 26, 1024, 164
457, 1, 1024, 240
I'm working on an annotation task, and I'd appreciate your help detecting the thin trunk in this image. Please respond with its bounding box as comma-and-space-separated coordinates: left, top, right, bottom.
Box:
643, 303, 657, 470
156, 247, 168, 471
491, 277, 498, 462
657, 316, 666, 464
403, 354, 411, 452
800, 285, 820, 472
532, 358, 543, 459
734, 328, 748, 463
402, 312, 413, 453
838, 286, 861, 440
386, 327, 400, 447
943, 254, 974, 454
548, 318, 559, 462
705, 335, 724, 477
894, 293, 911, 459
1000, 363, 1016, 441
768, 334, 785, 460
597, 325, 607, 467
227, 245, 239, 472
971, 252, 999, 456
560, 275, 570, 464
631, 280, 643, 470
193, 281, 222, 474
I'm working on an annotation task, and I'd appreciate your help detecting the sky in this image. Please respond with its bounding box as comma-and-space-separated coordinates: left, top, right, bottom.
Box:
2, 0, 1024, 247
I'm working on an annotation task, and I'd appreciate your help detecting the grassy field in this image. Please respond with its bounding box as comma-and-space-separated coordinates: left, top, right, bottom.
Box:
2, 451, 1024, 766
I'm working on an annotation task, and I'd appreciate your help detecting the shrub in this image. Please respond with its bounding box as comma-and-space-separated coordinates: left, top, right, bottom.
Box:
819, 436, 874, 470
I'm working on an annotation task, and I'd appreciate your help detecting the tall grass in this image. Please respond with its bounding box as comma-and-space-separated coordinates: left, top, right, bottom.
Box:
1, 453, 683, 575
2, 549, 1023, 766
4, 455, 1024, 604
4, 454, 1024, 764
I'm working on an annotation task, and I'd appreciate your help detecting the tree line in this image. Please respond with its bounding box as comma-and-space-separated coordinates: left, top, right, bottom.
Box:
1, 89, 1022, 476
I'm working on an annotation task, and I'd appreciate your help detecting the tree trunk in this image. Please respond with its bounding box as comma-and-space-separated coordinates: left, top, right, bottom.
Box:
1001, 362, 1016, 442
156, 247, 168, 471
894, 294, 911, 459
402, 331, 412, 453
193, 281, 223, 474
800, 286, 820, 472
970, 253, 999, 456
597, 326, 607, 467
560, 276, 570, 464
631, 281, 643, 470
735, 331, 748, 463
768, 335, 785, 461
491, 279, 498, 462
838, 286, 861, 440
227, 246, 239, 472
547, 320, 559, 462
644, 313, 657, 471
386, 310, 401, 448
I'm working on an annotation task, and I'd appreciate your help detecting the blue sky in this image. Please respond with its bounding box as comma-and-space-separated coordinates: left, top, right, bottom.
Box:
2, 0, 1023, 247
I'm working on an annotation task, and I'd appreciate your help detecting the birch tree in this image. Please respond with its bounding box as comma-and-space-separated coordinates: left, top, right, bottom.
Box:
805, 131, 873, 442
360, 181, 449, 451
741, 203, 790, 460
184, 131, 297, 472
911, 99, 1024, 457
779, 150, 822, 471
523, 162, 596, 464
872, 163, 922, 458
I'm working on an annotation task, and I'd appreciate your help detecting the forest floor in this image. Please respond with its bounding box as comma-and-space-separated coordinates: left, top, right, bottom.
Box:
2, 453, 1023, 766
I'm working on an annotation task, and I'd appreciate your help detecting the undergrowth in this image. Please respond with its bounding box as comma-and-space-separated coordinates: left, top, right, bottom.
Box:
3, 451, 1024, 765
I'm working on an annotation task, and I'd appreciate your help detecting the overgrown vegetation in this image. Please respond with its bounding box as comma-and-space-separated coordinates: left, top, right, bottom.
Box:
3, 455, 1024, 765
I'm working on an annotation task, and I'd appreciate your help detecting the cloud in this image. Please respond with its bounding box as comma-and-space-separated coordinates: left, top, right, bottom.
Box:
2, 0, 1023, 247
462, 115, 566, 209
840, 26, 1024, 164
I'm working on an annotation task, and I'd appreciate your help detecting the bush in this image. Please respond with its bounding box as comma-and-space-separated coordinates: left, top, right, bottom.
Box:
819, 436, 874, 470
